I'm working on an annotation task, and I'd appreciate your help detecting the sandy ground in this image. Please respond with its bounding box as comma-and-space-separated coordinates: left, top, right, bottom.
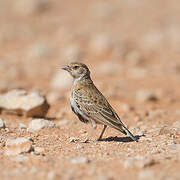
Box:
0, 0, 180, 179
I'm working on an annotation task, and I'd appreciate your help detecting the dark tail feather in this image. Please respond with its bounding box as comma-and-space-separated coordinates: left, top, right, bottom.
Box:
122, 125, 138, 142
113, 123, 138, 142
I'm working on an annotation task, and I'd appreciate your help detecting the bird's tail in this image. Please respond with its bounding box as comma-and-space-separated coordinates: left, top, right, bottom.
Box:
112, 122, 138, 142
122, 125, 138, 142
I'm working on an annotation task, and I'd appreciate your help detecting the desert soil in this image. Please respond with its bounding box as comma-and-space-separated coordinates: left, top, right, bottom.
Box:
0, 0, 180, 179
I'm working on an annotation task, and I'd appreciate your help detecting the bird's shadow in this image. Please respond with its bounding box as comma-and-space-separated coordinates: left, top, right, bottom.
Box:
99, 135, 144, 143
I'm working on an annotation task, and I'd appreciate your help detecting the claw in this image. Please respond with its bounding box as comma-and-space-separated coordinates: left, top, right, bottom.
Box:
80, 138, 89, 143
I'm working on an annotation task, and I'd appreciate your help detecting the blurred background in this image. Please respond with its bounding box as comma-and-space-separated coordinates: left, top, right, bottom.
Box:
0, 0, 180, 179
1, 0, 180, 93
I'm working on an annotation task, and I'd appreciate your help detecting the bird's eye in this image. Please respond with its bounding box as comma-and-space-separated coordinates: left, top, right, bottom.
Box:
74, 66, 79, 69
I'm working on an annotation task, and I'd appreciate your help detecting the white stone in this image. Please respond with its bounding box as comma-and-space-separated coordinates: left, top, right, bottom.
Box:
5, 138, 32, 156
0, 89, 49, 117
28, 119, 56, 131
0, 118, 5, 128
50, 70, 73, 90
139, 135, 152, 142
0, 135, 6, 142
69, 137, 80, 143
34, 146, 45, 155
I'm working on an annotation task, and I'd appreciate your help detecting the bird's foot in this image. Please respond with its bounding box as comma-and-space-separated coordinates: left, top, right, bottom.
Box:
80, 137, 89, 143
97, 137, 103, 141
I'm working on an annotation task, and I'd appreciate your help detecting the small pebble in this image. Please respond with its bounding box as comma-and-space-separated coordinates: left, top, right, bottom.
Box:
139, 135, 152, 142
28, 119, 56, 132
5, 138, 32, 156
69, 137, 80, 143
34, 146, 45, 155
0, 118, 5, 128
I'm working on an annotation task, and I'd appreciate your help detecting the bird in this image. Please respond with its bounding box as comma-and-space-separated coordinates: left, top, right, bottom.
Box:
62, 62, 137, 142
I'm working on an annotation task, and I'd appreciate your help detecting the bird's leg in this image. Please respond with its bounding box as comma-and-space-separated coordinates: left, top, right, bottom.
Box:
80, 119, 97, 143
97, 125, 107, 141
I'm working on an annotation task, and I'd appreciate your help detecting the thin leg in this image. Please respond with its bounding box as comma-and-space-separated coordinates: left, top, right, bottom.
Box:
97, 125, 107, 141
80, 119, 97, 143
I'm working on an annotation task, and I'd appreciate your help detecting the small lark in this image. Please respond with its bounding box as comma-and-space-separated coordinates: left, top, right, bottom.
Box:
62, 62, 137, 142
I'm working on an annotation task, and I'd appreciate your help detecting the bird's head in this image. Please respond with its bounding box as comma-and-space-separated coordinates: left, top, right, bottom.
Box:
62, 62, 90, 79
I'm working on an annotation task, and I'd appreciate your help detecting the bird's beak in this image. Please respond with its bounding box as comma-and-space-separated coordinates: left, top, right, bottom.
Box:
62, 65, 71, 72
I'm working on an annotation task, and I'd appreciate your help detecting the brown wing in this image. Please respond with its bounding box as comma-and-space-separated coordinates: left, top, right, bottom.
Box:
73, 84, 127, 134
73, 83, 137, 141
